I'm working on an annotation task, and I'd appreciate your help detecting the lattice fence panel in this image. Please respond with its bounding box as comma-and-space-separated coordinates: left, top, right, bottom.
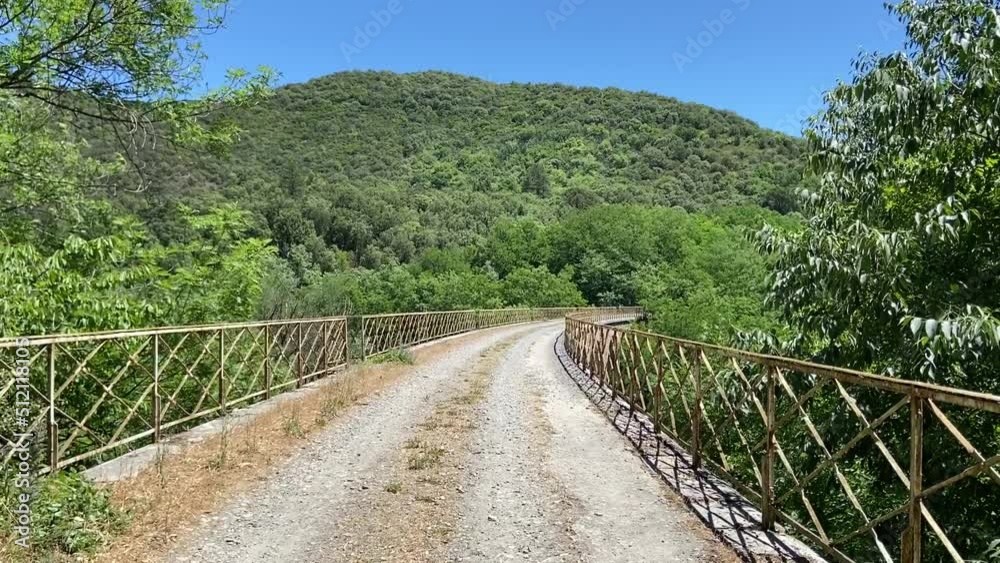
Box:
563, 315, 1000, 563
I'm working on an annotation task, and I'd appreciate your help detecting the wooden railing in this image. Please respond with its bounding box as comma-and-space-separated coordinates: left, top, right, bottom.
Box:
0, 307, 642, 475
563, 315, 1000, 563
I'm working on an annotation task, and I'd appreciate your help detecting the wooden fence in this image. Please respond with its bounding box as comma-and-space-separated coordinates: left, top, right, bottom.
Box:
563, 314, 1000, 563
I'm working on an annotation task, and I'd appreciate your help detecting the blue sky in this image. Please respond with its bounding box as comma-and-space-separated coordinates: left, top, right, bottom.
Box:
201, 1, 905, 135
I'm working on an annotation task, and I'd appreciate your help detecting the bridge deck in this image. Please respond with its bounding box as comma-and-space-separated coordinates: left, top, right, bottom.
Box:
555, 333, 824, 562
157, 322, 736, 562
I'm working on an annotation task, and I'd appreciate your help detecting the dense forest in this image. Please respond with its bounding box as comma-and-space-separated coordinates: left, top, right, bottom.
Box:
6, 68, 807, 340
86, 70, 807, 261
93, 71, 806, 341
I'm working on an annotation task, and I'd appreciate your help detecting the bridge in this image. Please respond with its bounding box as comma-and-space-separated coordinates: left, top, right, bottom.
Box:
2, 308, 999, 562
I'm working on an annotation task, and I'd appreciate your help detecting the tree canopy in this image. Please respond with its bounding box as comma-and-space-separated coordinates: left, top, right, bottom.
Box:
70, 70, 805, 271
753, 2, 1000, 557
0, 0, 274, 183
758, 0, 1000, 392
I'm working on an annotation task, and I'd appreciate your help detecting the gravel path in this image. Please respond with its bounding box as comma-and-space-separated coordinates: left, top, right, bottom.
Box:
165, 322, 731, 563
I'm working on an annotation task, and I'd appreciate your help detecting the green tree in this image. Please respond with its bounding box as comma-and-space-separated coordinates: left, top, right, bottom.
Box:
478, 218, 551, 278
501, 267, 586, 307
418, 271, 504, 310
523, 162, 551, 196
412, 247, 474, 275
563, 185, 603, 209
0, 0, 274, 180
758, 0, 1000, 388
548, 206, 686, 304
754, 2, 1000, 558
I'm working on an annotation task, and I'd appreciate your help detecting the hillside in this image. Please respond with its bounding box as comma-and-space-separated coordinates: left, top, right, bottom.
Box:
80, 71, 805, 267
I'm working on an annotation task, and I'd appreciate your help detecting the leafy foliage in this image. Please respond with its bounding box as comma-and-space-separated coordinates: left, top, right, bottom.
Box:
0, 470, 128, 559
250, 202, 785, 345
0, 5, 809, 557
0, 116, 276, 337
0, 0, 274, 184
501, 266, 586, 308
78, 70, 805, 271
757, 0, 1000, 390
754, 1, 1000, 559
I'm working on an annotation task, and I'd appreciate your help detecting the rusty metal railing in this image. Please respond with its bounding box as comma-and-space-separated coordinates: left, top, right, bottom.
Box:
563, 315, 1000, 563
360, 307, 642, 359
1, 307, 642, 474
1, 317, 349, 473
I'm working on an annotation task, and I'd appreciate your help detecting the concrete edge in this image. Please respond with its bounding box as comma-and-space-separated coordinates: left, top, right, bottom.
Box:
82, 371, 344, 483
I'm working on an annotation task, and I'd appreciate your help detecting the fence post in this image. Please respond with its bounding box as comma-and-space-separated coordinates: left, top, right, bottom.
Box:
361, 317, 367, 361
218, 329, 226, 415
596, 327, 603, 377
344, 320, 351, 366
153, 336, 161, 443
264, 325, 272, 400
48, 343, 58, 471
296, 323, 303, 388
628, 336, 639, 415
903, 395, 924, 563
609, 332, 620, 402
762, 365, 777, 530
691, 346, 703, 470
321, 321, 329, 376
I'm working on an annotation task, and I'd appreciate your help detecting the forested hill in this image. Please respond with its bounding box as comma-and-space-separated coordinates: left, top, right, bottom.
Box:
217, 71, 804, 202
84, 71, 805, 266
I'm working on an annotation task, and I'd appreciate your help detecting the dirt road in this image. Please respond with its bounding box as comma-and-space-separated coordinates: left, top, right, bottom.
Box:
166, 322, 732, 562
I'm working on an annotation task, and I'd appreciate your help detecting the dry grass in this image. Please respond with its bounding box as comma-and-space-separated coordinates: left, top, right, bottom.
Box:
281, 408, 306, 439
91, 359, 419, 563
406, 445, 446, 470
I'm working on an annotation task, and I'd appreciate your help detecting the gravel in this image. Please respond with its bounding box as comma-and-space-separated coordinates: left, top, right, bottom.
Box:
165, 322, 732, 562
450, 323, 732, 562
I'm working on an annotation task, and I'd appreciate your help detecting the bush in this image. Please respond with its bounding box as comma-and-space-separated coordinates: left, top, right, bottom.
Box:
501, 266, 586, 308
368, 348, 416, 365
0, 470, 128, 558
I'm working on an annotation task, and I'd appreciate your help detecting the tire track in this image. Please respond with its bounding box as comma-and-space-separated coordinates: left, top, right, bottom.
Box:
323, 339, 516, 562
164, 324, 540, 563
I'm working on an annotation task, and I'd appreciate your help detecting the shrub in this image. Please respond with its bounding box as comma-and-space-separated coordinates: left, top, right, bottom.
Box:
0, 470, 128, 558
